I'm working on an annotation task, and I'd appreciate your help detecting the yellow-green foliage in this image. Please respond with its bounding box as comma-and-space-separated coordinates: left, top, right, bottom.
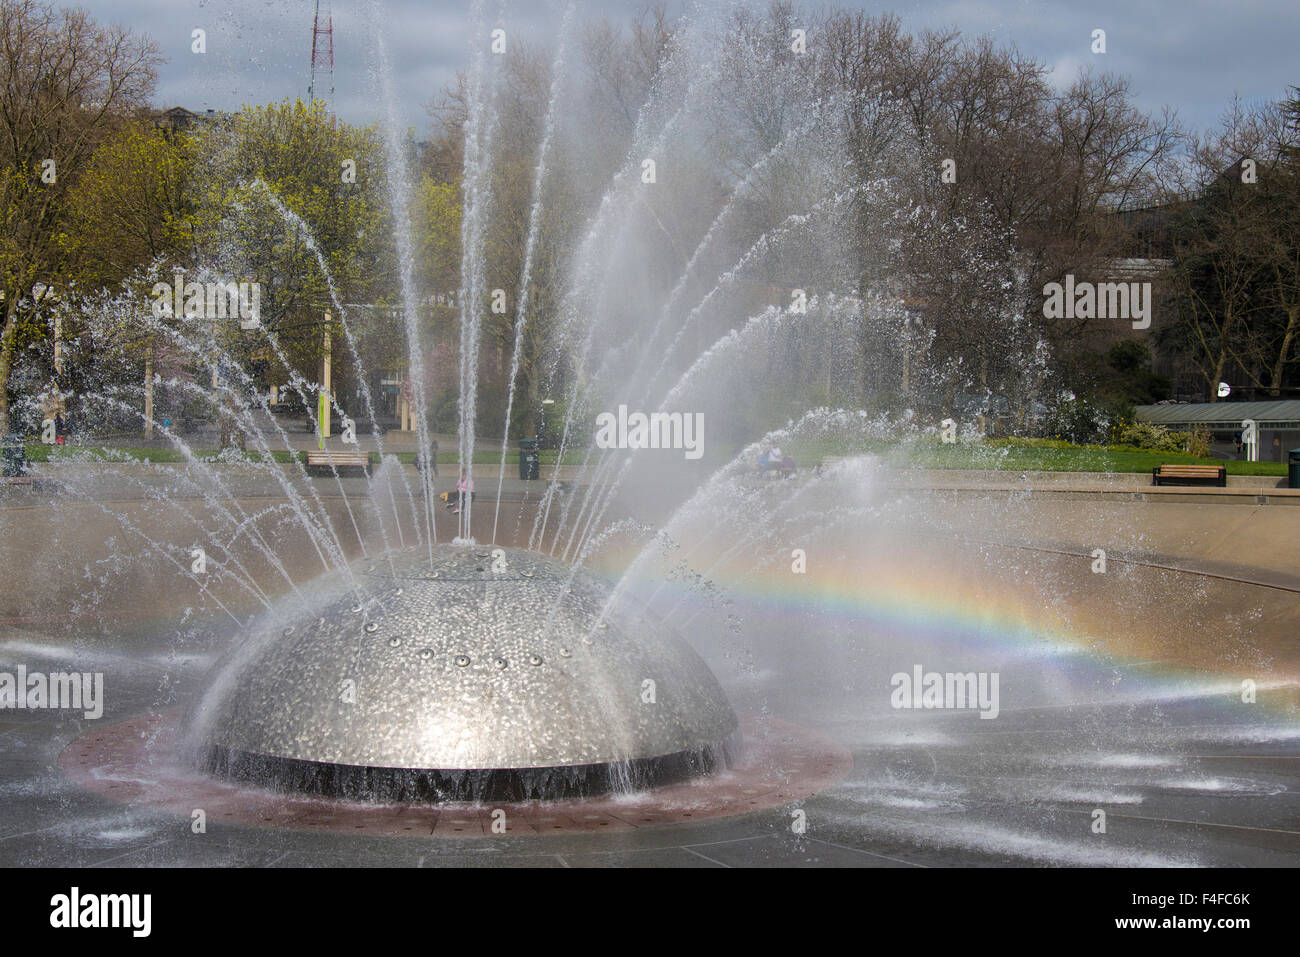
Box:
1117, 421, 1193, 453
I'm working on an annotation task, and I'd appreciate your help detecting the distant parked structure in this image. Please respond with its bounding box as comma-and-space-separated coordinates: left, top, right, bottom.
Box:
150, 106, 220, 133
1136, 400, 1300, 463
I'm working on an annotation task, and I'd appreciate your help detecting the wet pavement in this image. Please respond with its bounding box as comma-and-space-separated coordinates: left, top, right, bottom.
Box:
1, 469, 1297, 867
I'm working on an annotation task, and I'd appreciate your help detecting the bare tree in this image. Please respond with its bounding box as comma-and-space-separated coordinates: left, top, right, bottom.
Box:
1167, 96, 1296, 398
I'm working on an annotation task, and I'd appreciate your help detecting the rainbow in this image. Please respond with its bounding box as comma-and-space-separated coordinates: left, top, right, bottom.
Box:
593, 542, 1300, 714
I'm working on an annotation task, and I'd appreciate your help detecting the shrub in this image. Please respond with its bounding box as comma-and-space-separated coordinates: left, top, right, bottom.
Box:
1186, 429, 1213, 458
986, 437, 1080, 450
1044, 398, 1112, 445
1117, 421, 1191, 453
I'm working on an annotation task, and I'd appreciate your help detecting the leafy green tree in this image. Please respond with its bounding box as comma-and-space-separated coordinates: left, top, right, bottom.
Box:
413, 173, 461, 301
182, 100, 397, 442
190, 99, 392, 340
66, 122, 195, 289
1092, 340, 1170, 420
0, 0, 161, 433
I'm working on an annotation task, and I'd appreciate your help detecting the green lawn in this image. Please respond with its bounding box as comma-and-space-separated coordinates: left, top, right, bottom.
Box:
784, 438, 1289, 476
22, 440, 1291, 476
895, 444, 1287, 476
24, 445, 302, 464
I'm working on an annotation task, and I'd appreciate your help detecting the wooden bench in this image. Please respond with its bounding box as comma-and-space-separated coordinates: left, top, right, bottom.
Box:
1152, 464, 1226, 487
305, 449, 373, 476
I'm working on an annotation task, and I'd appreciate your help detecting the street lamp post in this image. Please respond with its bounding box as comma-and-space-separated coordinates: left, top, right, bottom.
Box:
318, 312, 332, 447
538, 397, 554, 450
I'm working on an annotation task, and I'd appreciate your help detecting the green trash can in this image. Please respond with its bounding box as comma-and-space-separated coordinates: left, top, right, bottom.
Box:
1289, 448, 1300, 490
2, 432, 27, 477
519, 437, 540, 480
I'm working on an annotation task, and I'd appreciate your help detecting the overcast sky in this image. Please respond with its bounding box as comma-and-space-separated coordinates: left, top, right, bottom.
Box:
78, 0, 1298, 137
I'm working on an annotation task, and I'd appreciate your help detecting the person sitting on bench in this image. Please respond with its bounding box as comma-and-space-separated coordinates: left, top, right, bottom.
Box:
446, 470, 476, 512
763, 445, 785, 477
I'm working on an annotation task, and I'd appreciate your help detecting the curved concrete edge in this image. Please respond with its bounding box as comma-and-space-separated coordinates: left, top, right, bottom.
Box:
893, 484, 1300, 505
871, 468, 1296, 503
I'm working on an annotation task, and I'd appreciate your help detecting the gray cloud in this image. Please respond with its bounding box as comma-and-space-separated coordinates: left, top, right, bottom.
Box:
79, 0, 1298, 135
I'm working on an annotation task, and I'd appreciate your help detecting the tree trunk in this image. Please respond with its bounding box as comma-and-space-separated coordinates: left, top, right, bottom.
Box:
1208, 352, 1226, 403
942, 380, 957, 419
900, 316, 910, 396
0, 295, 18, 436
1270, 306, 1299, 397
144, 341, 155, 438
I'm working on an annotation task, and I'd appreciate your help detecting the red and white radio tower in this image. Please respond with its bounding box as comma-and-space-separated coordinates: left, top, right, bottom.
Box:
308, 0, 335, 105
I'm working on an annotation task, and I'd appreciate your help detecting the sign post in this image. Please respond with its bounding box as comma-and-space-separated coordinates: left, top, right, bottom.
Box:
318, 313, 332, 447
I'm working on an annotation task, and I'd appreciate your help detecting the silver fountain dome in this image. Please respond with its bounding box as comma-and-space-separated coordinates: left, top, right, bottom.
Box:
184, 543, 739, 802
